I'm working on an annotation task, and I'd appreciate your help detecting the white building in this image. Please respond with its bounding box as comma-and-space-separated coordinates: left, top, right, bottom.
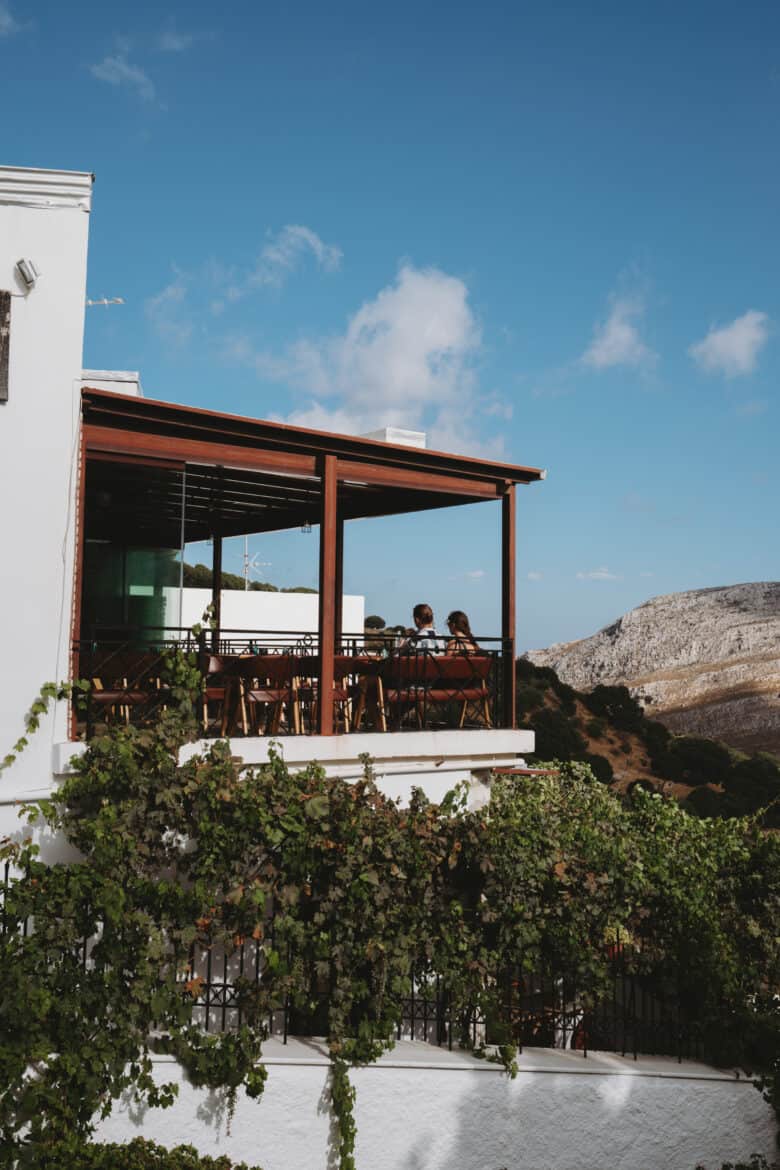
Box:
0, 165, 772, 1169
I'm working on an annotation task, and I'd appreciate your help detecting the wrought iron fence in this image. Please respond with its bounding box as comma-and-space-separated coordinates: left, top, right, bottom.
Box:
1, 860, 701, 1062
72, 628, 510, 737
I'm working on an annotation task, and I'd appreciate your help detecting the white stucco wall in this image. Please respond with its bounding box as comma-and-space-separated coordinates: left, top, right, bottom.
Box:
0, 166, 92, 800
95, 1041, 776, 1170
164, 587, 365, 638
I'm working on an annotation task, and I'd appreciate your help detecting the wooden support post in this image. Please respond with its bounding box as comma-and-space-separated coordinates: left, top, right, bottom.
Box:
69, 430, 87, 738
317, 454, 337, 735
211, 529, 222, 653
335, 514, 344, 649
501, 486, 516, 729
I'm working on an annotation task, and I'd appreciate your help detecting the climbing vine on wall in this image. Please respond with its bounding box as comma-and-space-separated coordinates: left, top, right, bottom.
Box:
1, 646, 779, 1169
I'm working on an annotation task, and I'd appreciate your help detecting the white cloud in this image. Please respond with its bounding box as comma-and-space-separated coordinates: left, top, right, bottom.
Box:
145, 275, 192, 345
581, 295, 655, 370
158, 28, 194, 52
576, 567, 620, 581
0, 2, 21, 36
251, 225, 342, 288
689, 310, 769, 377
465, 569, 486, 580
232, 264, 491, 454
90, 54, 156, 102
735, 398, 768, 417
526, 571, 543, 581
639, 571, 654, 578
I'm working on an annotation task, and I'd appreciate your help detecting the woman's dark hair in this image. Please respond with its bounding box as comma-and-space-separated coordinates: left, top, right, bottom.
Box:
446, 610, 474, 640
413, 603, 434, 626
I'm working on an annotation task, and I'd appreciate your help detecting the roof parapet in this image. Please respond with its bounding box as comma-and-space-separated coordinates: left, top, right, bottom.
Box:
0, 165, 93, 211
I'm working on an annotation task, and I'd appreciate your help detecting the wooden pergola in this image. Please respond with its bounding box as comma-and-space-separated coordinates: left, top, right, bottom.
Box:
76, 388, 545, 734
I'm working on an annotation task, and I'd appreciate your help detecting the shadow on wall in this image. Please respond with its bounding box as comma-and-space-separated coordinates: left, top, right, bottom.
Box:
94, 1049, 775, 1170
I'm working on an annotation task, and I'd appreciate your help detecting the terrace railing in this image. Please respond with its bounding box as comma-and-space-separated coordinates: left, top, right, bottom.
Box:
73, 627, 511, 738
0, 862, 702, 1062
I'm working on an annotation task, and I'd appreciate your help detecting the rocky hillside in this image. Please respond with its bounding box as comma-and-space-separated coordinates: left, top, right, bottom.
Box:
516, 658, 780, 824
526, 582, 780, 756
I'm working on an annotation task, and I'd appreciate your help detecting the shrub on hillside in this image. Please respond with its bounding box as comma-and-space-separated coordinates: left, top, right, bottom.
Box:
582, 753, 614, 785
685, 786, 726, 819
586, 716, 607, 739
34, 1139, 261, 1170
516, 684, 545, 719
584, 684, 644, 732
529, 708, 586, 760
667, 736, 733, 787
640, 718, 671, 765
517, 658, 563, 691
725, 756, 780, 803
627, 779, 657, 802
553, 680, 577, 715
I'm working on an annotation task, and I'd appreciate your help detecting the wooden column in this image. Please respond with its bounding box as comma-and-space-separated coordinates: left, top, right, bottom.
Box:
501, 486, 516, 728
69, 430, 88, 738
210, 529, 222, 653
334, 515, 344, 649
317, 454, 338, 734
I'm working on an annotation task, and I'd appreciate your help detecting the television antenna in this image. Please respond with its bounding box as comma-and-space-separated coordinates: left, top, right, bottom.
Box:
243, 536, 271, 591
86, 297, 125, 307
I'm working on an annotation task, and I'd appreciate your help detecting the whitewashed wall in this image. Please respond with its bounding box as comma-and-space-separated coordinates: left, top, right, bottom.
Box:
164, 587, 365, 637
96, 1041, 776, 1170
0, 166, 92, 800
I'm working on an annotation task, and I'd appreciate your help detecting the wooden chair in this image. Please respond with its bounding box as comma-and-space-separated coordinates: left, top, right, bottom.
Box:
239, 654, 301, 736
349, 657, 385, 732
424, 654, 493, 728
84, 650, 155, 733
297, 655, 362, 733
380, 654, 441, 730
202, 654, 239, 736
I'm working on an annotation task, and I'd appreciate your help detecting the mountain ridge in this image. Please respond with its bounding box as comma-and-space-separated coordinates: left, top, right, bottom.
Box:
526, 582, 780, 755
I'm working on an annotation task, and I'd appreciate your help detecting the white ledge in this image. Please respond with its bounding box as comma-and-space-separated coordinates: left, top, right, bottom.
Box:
146, 1038, 748, 1082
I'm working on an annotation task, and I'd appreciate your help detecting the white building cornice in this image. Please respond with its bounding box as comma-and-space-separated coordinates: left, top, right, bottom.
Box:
0, 165, 93, 211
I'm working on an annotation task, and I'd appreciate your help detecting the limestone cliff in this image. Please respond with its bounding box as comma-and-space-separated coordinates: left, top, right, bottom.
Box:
526, 582, 780, 755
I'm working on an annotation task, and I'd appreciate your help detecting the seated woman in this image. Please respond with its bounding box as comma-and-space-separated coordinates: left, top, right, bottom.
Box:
445, 610, 479, 654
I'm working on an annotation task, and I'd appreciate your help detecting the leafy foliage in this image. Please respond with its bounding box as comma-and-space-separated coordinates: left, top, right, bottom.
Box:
1, 650, 779, 1167
527, 707, 587, 759
581, 752, 614, 785
363, 615, 386, 630
517, 658, 780, 823
34, 1138, 261, 1169
583, 684, 644, 732
182, 562, 315, 594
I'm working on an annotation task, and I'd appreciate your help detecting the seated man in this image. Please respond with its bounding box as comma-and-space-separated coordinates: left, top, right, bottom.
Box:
399, 603, 446, 653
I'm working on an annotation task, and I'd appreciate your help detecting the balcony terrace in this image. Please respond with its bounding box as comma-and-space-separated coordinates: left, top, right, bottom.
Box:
71, 388, 543, 778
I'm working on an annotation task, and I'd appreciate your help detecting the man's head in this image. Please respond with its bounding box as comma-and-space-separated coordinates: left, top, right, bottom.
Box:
412, 603, 434, 629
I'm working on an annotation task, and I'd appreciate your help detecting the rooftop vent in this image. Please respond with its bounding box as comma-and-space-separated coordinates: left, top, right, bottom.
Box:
360, 426, 426, 449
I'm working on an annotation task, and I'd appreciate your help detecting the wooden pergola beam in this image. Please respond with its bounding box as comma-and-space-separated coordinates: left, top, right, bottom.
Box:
84, 423, 316, 480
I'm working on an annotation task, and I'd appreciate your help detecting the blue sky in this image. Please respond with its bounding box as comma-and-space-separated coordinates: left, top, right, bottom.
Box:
3, 1, 778, 648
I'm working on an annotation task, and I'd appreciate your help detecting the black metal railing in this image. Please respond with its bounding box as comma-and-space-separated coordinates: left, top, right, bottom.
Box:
0, 862, 702, 1061
72, 628, 510, 738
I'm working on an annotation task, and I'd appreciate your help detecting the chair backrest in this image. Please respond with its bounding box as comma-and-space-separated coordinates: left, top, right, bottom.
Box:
433, 654, 493, 684
87, 649, 158, 687
239, 654, 296, 686
333, 655, 366, 681
206, 654, 240, 677
382, 654, 441, 686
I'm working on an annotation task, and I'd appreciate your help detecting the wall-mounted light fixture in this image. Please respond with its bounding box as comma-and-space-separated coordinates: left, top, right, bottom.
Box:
16, 258, 40, 289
